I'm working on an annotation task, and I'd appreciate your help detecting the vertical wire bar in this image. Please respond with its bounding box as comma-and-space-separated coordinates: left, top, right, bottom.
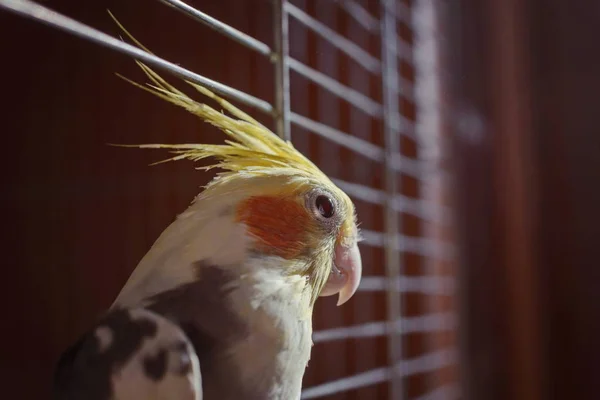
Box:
381, 0, 404, 399
412, 0, 455, 395
273, 0, 292, 140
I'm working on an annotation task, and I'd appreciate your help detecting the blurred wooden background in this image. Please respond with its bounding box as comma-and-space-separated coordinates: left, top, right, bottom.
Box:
446, 0, 600, 399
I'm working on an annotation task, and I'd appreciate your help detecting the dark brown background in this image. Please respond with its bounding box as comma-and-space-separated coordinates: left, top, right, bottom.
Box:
445, 0, 600, 399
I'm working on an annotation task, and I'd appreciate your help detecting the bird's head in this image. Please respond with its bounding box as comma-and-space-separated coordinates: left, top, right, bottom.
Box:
117, 59, 362, 309
203, 146, 362, 308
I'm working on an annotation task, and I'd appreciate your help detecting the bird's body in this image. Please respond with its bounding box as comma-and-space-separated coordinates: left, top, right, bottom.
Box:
53, 18, 363, 400
110, 178, 317, 399
118, 261, 314, 400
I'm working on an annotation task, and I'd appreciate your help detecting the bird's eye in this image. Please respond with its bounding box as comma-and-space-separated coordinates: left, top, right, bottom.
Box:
315, 195, 335, 218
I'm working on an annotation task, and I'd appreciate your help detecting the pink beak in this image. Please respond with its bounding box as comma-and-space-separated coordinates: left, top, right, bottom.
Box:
319, 241, 363, 306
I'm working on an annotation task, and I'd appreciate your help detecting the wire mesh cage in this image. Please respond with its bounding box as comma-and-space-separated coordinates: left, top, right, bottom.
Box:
0, 0, 458, 398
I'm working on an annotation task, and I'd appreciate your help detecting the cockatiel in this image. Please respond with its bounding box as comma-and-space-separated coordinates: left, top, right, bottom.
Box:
53, 17, 363, 400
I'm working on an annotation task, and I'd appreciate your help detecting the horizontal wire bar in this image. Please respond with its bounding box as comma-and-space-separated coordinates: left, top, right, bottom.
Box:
290, 114, 432, 180
288, 57, 383, 118
390, 112, 417, 141
391, 151, 437, 178
314, 321, 386, 343
301, 349, 456, 398
393, 190, 432, 216
335, 0, 379, 33
0, 0, 275, 115
332, 179, 450, 223
158, 0, 273, 57
394, 348, 457, 381
393, 1, 412, 25
335, 0, 415, 69
413, 385, 460, 400
396, 236, 454, 259
290, 112, 384, 160
286, 3, 381, 74
360, 229, 386, 247
312, 313, 456, 343
335, 0, 415, 68
358, 276, 455, 295
360, 229, 455, 260
301, 368, 389, 399
333, 179, 386, 205
381, 25, 414, 67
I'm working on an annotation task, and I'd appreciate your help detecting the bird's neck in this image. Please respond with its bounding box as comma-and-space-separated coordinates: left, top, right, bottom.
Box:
142, 261, 314, 400
222, 263, 314, 399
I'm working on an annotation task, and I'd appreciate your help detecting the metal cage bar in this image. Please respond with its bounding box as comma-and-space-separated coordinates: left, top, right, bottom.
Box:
336, 0, 380, 33
381, 1, 404, 399
359, 275, 455, 294
289, 57, 383, 117
301, 349, 456, 399
336, 0, 415, 69
313, 313, 456, 343
158, 0, 273, 57
360, 229, 455, 260
273, 0, 291, 140
286, 2, 381, 74
332, 179, 448, 223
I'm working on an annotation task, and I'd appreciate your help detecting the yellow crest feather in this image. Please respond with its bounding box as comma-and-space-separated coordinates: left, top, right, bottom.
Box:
109, 12, 330, 194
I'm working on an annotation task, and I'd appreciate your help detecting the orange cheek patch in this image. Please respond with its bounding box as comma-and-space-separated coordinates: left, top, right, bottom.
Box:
235, 196, 312, 259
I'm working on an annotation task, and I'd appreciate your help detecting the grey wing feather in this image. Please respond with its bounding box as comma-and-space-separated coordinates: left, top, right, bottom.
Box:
53, 307, 202, 400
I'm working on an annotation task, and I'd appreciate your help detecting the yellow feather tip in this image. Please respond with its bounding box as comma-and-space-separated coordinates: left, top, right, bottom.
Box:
108, 12, 328, 186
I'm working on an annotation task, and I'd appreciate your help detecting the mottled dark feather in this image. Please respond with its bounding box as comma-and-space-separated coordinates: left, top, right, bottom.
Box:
53, 308, 201, 400
145, 263, 262, 399
53, 309, 158, 400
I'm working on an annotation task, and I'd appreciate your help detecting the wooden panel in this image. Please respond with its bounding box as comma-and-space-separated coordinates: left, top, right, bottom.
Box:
445, 0, 600, 399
